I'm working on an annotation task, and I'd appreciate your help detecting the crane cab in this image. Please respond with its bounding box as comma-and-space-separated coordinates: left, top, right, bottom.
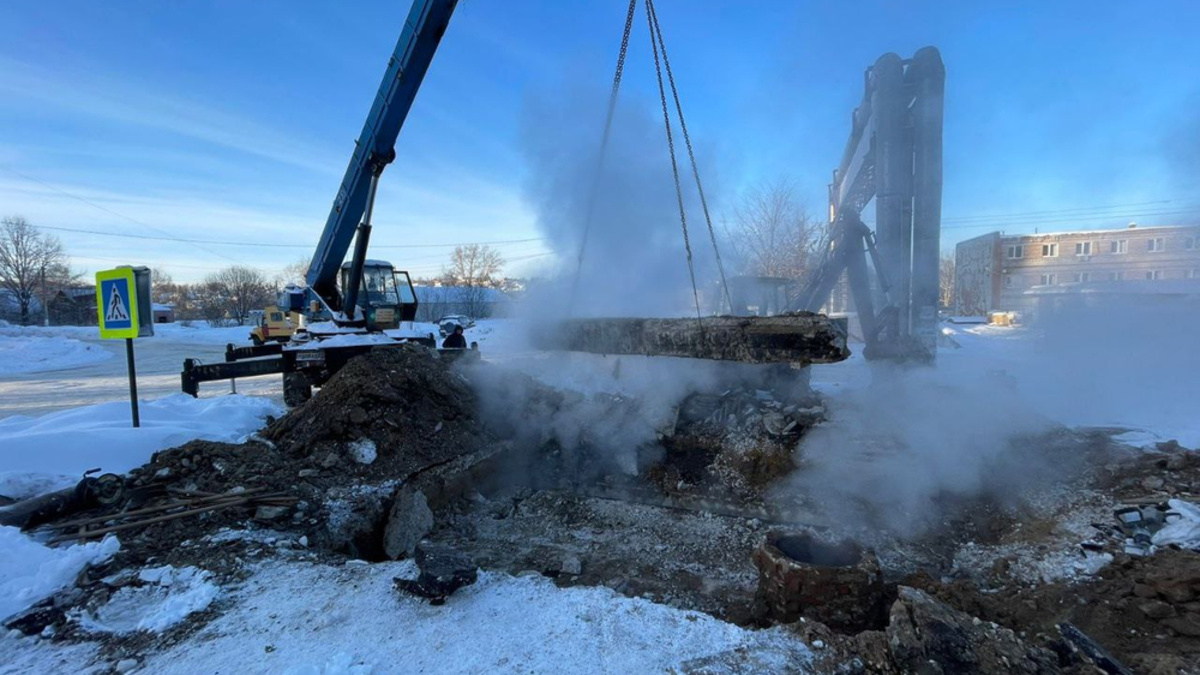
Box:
338, 259, 418, 329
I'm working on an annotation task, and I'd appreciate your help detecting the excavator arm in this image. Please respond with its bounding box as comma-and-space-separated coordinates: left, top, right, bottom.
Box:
793, 47, 944, 362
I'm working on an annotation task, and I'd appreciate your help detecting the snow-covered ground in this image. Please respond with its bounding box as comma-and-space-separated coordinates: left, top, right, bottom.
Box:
0, 528, 120, 622
0, 321, 254, 346
2, 555, 813, 675
0, 334, 112, 375
0, 394, 282, 500
941, 322, 1200, 449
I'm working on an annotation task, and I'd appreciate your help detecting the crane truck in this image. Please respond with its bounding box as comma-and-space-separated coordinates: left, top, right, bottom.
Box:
181, 0, 464, 406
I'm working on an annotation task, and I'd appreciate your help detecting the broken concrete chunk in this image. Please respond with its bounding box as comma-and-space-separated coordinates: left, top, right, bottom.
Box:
394, 542, 477, 605
887, 587, 1058, 674
254, 506, 289, 521
383, 488, 434, 560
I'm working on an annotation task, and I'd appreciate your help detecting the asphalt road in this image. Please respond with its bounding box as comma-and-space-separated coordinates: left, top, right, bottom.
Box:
0, 336, 284, 419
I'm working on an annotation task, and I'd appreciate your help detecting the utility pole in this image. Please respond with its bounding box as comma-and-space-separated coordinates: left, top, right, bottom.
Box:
40, 264, 49, 327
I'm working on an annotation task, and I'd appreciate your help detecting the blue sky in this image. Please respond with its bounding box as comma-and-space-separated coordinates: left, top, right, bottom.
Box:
1, 1, 1197, 282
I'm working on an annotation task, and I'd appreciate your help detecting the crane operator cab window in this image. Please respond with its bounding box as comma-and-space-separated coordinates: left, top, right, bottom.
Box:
360, 265, 399, 306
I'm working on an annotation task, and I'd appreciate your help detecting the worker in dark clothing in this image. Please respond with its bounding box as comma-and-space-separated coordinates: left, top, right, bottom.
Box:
442, 324, 467, 349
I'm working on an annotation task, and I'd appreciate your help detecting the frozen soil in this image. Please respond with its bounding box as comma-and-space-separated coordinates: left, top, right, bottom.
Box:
427, 489, 776, 623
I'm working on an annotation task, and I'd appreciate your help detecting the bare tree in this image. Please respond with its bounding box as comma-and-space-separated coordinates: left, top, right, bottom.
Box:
151, 269, 175, 306
276, 257, 309, 288
939, 252, 956, 310
151, 269, 203, 320
442, 244, 504, 318
443, 244, 504, 287
0, 216, 72, 325
724, 180, 820, 282
200, 265, 273, 326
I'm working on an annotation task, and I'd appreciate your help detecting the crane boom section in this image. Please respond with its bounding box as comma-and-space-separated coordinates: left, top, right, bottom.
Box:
306, 0, 458, 306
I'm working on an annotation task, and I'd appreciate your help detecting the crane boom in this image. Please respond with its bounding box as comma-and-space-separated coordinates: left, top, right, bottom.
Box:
306, 0, 458, 311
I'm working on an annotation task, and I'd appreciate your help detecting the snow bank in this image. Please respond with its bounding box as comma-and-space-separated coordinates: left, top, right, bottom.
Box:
0, 322, 253, 346
80, 565, 218, 634
0, 324, 97, 341
0, 394, 283, 499
0, 335, 112, 375
0, 527, 119, 621
138, 560, 812, 674
152, 323, 252, 345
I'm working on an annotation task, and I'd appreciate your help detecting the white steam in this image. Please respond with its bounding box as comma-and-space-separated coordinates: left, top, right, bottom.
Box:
787, 295, 1200, 538
518, 83, 725, 319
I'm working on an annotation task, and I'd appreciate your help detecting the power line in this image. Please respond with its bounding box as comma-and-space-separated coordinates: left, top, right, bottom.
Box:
940, 207, 1200, 231
940, 199, 1178, 224
35, 223, 546, 250
4, 167, 247, 266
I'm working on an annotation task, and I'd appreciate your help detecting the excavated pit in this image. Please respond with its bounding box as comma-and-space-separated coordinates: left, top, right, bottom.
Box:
26, 343, 1200, 672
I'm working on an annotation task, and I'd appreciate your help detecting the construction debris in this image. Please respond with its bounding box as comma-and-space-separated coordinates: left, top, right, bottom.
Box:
48, 488, 296, 543
394, 542, 478, 604
537, 313, 850, 366
383, 487, 434, 559
14, 340, 1200, 673
886, 587, 1061, 674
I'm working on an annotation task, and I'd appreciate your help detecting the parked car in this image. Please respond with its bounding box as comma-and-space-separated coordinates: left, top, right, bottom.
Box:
437, 314, 474, 337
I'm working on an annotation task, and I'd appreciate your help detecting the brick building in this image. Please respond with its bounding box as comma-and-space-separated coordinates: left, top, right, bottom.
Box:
954, 223, 1200, 319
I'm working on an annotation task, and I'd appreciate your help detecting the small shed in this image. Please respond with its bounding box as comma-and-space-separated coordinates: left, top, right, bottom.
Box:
152, 303, 175, 323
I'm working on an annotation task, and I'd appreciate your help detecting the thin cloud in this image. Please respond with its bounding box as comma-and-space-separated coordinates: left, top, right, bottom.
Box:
0, 55, 340, 176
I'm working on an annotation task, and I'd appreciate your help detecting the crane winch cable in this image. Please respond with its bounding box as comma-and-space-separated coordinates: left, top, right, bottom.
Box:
644, 0, 732, 313
569, 0, 732, 321
568, 0, 638, 313
643, 0, 704, 326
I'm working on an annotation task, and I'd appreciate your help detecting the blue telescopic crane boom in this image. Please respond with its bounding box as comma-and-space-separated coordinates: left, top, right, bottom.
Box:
305, 0, 458, 317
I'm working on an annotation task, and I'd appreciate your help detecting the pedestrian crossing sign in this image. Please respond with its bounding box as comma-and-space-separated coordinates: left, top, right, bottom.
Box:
96, 267, 152, 339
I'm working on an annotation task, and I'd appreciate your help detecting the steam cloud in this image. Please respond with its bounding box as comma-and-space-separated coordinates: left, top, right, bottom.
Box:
786, 296, 1200, 538
518, 83, 725, 318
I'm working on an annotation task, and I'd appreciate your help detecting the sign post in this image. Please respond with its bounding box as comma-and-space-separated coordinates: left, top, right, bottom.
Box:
95, 266, 154, 428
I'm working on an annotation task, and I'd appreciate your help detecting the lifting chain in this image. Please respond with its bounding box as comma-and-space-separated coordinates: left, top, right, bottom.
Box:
644, 0, 704, 325
570, 0, 732, 322
645, 0, 732, 313
569, 0, 638, 312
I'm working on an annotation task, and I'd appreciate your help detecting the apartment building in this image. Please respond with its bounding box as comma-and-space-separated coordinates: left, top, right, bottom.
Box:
954, 223, 1200, 318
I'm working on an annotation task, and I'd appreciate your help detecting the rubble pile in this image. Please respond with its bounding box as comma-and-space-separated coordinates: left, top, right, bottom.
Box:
676, 386, 824, 440
650, 385, 826, 500
44, 346, 499, 563
262, 343, 487, 479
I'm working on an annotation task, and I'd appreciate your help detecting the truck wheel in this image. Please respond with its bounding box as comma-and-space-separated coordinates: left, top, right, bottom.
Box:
283, 372, 312, 407
251, 335, 264, 347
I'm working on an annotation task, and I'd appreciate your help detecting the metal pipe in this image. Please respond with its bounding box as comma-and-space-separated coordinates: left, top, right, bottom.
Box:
126, 338, 140, 427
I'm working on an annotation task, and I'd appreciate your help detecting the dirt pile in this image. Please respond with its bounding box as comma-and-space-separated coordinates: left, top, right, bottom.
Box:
263, 344, 487, 478
1099, 440, 1200, 502
50, 346, 496, 563
907, 549, 1200, 674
